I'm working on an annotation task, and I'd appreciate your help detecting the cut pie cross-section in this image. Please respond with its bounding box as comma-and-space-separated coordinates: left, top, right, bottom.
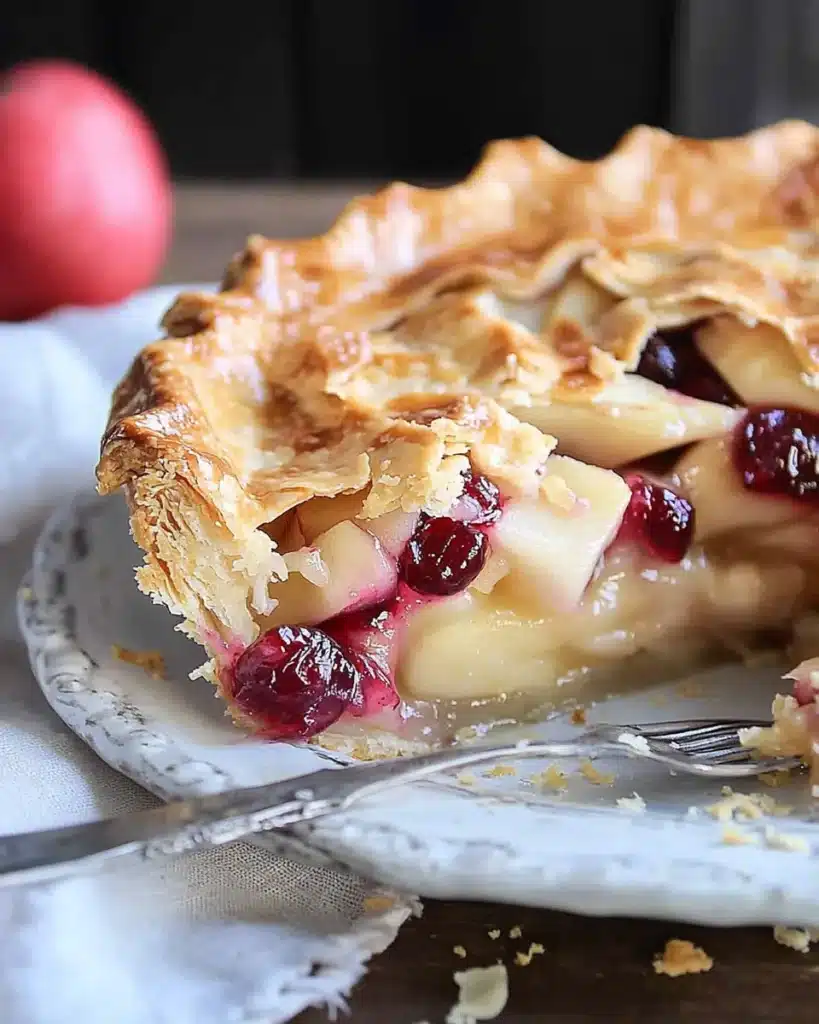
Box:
98, 120, 819, 758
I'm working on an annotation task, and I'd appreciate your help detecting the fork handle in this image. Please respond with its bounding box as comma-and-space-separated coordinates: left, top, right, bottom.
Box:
0, 738, 614, 889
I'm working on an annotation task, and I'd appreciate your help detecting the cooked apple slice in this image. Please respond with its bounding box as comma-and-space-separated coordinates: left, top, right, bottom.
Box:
359, 508, 420, 557
491, 455, 631, 611
262, 520, 396, 628
674, 436, 805, 542
696, 319, 819, 414
397, 595, 569, 700
516, 374, 742, 467
295, 491, 366, 543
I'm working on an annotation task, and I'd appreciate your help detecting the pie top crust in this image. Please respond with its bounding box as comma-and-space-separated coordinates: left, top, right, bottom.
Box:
98, 120, 819, 718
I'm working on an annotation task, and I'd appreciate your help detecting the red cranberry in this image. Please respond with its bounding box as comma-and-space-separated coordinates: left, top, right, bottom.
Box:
459, 470, 502, 524
230, 625, 361, 739
734, 407, 819, 503
636, 326, 739, 407
616, 474, 695, 563
399, 516, 487, 596
324, 604, 400, 716
793, 677, 819, 707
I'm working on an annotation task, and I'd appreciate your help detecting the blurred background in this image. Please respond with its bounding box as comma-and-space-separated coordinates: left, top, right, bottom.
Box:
5, 0, 819, 182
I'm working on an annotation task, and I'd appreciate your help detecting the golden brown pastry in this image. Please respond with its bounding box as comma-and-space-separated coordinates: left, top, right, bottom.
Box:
98, 121, 819, 756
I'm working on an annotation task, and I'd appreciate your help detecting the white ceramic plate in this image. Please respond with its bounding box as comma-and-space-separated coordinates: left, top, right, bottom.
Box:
19, 491, 819, 925
19, 492, 819, 926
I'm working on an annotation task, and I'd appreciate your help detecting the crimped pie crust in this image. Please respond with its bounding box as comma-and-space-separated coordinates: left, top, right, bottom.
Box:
98, 120, 819, 748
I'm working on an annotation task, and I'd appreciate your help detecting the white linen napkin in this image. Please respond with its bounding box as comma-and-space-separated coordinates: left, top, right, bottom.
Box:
0, 290, 414, 1024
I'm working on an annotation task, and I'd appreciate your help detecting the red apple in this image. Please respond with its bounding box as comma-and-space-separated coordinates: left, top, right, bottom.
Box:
0, 60, 171, 320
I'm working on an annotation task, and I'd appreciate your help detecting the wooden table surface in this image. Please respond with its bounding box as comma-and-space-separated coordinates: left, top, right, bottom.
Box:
165, 183, 817, 1024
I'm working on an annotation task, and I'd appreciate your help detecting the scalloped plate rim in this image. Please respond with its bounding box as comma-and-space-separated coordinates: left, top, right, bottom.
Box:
18, 491, 819, 928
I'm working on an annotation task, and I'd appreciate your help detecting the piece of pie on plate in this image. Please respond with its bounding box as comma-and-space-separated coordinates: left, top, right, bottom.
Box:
98, 120, 819, 758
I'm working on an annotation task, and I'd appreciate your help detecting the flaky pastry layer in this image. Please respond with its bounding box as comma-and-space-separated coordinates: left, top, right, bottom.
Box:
98, 121, 819, 670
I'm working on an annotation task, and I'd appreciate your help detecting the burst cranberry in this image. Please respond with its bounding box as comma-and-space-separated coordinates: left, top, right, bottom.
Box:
793, 677, 819, 707
324, 604, 400, 716
734, 407, 819, 503
636, 327, 739, 407
459, 470, 502, 524
230, 625, 361, 739
616, 474, 695, 563
399, 517, 487, 596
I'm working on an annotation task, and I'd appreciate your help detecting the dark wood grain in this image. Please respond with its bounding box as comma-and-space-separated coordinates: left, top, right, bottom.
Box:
168, 183, 819, 1024
300, 902, 819, 1024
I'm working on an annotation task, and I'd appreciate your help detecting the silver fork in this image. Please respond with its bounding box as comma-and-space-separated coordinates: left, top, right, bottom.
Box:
0, 717, 801, 890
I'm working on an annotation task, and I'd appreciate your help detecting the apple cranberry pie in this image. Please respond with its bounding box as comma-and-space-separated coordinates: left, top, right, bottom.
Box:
98, 120, 819, 757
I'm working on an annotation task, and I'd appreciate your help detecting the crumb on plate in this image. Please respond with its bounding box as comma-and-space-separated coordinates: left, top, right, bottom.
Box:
453, 945, 467, 958
457, 774, 477, 786
706, 787, 792, 822
111, 645, 165, 679
446, 964, 509, 1024
488, 929, 501, 940
617, 732, 650, 755
530, 765, 567, 791
652, 939, 713, 977
508, 925, 522, 939
579, 760, 615, 786
758, 770, 793, 788
571, 706, 587, 725
483, 765, 516, 778
721, 826, 758, 846
616, 793, 647, 814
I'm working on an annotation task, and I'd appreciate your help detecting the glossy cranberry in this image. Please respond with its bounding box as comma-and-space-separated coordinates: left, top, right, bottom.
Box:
324, 604, 400, 716
231, 625, 361, 739
636, 326, 739, 407
734, 407, 819, 503
399, 516, 487, 596
459, 470, 502, 524
793, 677, 819, 707
616, 474, 695, 563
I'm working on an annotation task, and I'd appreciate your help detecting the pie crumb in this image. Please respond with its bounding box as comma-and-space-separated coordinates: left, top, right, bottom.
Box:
758, 770, 793, 788
616, 793, 647, 814
721, 826, 757, 846
362, 895, 396, 913
509, 925, 522, 939
111, 645, 165, 680
483, 765, 517, 778
457, 774, 477, 786
652, 939, 713, 977
453, 945, 467, 958
706, 787, 792, 822
617, 732, 650, 755
488, 929, 501, 940
530, 765, 568, 791
446, 964, 509, 1024
773, 925, 819, 952
579, 760, 615, 786
514, 942, 545, 966
571, 706, 587, 726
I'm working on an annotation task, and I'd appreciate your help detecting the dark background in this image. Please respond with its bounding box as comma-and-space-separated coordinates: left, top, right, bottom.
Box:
5, 0, 818, 182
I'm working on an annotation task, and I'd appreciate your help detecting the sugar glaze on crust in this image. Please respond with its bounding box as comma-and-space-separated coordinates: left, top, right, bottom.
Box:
98, 121, 819, 754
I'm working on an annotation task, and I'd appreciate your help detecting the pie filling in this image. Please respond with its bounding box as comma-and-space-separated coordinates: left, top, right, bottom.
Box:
96, 123, 819, 755
212, 361, 819, 744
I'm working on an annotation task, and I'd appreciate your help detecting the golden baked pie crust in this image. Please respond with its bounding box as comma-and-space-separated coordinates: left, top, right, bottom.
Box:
97, 120, 819, 738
